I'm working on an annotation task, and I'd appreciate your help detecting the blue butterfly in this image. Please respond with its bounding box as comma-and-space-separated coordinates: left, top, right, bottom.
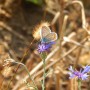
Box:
40, 26, 58, 43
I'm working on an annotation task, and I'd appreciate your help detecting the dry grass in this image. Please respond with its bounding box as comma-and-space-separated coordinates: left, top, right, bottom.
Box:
0, 0, 90, 90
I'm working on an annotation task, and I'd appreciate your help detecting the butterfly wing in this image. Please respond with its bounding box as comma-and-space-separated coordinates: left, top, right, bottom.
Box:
43, 32, 58, 43
40, 26, 51, 39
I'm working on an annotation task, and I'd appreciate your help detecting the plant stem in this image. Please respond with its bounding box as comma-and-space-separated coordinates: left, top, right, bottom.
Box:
13, 62, 38, 90
6, 39, 35, 90
42, 58, 46, 90
78, 79, 81, 90
41, 52, 47, 90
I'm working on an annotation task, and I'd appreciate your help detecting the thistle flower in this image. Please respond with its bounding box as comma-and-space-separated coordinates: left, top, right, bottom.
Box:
37, 42, 54, 53
33, 22, 50, 40
68, 65, 90, 80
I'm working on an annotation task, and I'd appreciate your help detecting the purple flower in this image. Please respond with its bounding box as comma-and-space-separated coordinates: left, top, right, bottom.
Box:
37, 42, 54, 53
68, 65, 90, 80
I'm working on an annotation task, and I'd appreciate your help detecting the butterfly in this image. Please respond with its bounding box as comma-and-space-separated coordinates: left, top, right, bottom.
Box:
40, 26, 58, 43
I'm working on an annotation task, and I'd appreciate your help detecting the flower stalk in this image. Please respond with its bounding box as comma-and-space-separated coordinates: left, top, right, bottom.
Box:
41, 52, 47, 90
78, 79, 81, 90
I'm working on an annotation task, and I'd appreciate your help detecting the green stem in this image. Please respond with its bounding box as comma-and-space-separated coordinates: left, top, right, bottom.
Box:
41, 52, 47, 90
42, 58, 46, 90
78, 79, 81, 90
13, 62, 38, 90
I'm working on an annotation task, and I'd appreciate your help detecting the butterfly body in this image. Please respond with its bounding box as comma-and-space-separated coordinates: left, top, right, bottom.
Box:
41, 37, 50, 43
40, 26, 57, 43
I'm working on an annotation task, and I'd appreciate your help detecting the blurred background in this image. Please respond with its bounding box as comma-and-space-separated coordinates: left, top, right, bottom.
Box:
0, 0, 90, 90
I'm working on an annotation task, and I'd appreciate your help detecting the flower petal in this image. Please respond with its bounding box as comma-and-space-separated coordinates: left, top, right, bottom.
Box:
81, 74, 89, 80
68, 72, 76, 79
68, 66, 74, 72
69, 74, 76, 79
82, 65, 90, 74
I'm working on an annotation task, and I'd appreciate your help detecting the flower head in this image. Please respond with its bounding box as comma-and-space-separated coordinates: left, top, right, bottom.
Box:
68, 65, 90, 80
37, 42, 54, 53
33, 22, 50, 40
